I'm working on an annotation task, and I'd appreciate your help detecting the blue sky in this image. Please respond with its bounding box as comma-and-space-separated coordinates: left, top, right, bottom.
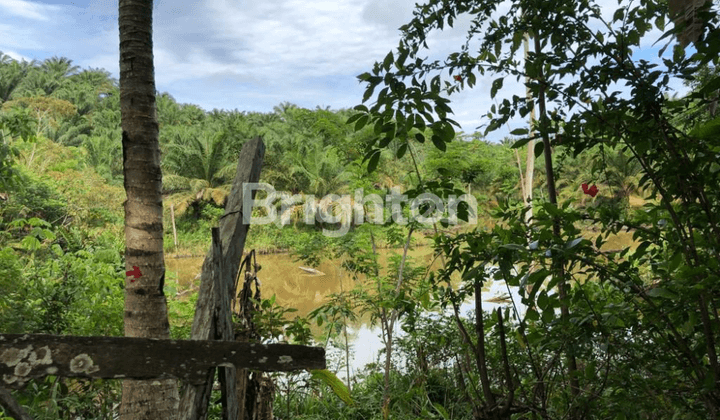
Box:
0, 0, 690, 140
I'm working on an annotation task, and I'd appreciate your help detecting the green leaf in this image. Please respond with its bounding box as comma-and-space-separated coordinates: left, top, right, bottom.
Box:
396, 48, 409, 68
537, 291, 548, 310
432, 402, 450, 419
354, 115, 369, 131
541, 202, 563, 217
510, 128, 528, 135
654, 15, 665, 31
346, 113, 363, 125
51, 243, 64, 257
415, 132, 425, 143
467, 71, 476, 87
435, 121, 455, 141
500, 243, 525, 251
584, 361, 596, 379
21, 235, 41, 251
525, 308, 539, 321
646, 287, 675, 299
490, 77, 504, 98
699, 77, 720, 96
632, 241, 652, 259
396, 142, 408, 159
362, 84, 376, 103
367, 149, 381, 173
668, 252, 683, 272
431, 134, 446, 151
383, 51, 394, 70
541, 307, 554, 323
310, 369, 354, 406
511, 137, 532, 149
566, 237, 584, 249
613, 8, 624, 22
534, 141, 544, 158
690, 115, 720, 139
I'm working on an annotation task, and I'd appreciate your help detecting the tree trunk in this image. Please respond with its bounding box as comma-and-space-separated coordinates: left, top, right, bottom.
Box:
523, 29, 535, 224
119, 1, 179, 418
532, 34, 580, 411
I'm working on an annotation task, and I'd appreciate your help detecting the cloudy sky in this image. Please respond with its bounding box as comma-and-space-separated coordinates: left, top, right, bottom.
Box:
0, 0, 689, 139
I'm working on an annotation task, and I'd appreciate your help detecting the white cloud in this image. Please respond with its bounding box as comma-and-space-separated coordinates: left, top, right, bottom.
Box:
0, 0, 695, 137
0, 48, 30, 62
0, 23, 43, 51
0, 0, 58, 20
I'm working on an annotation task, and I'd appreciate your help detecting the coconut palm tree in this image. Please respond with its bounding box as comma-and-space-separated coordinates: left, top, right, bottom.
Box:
118, 0, 178, 417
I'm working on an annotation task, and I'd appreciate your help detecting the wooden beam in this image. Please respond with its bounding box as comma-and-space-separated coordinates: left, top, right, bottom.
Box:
0, 386, 33, 420
180, 136, 266, 419
189, 136, 265, 343
212, 227, 238, 420
0, 334, 326, 390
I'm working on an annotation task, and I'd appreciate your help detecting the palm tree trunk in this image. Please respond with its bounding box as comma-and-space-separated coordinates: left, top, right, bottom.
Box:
119, 1, 179, 418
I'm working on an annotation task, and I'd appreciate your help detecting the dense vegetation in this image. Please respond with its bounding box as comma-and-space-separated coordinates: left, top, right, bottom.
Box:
2, 0, 720, 418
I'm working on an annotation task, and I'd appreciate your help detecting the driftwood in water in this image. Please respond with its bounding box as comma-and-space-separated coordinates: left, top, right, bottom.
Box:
299, 266, 326, 276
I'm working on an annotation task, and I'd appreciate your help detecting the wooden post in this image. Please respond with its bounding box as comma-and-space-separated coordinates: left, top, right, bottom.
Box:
171, 203, 178, 250
212, 227, 238, 420
180, 137, 266, 419
0, 387, 32, 420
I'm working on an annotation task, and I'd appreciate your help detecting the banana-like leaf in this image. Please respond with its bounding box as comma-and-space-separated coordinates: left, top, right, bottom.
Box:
309, 369, 354, 406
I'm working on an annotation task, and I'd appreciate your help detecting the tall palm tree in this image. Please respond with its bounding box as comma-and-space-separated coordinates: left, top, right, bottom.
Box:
0, 58, 35, 103
162, 130, 236, 214
156, 92, 182, 127
53, 69, 114, 116
84, 132, 123, 179
13, 68, 61, 97
41, 56, 79, 77
118, 0, 179, 418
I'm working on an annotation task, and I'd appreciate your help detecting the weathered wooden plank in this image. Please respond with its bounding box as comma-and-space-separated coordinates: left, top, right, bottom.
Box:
0, 334, 325, 390
212, 227, 238, 420
0, 386, 33, 420
189, 136, 265, 343
180, 137, 266, 420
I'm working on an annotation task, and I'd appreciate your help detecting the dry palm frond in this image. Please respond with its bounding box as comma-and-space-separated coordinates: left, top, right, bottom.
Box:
164, 176, 230, 216
669, 0, 711, 47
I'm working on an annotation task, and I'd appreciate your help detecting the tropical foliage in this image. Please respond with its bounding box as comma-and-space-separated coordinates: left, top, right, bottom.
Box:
2, 0, 720, 417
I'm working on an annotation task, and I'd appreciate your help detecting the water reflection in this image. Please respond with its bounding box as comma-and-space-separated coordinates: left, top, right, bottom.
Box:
166, 250, 526, 375
166, 247, 440, 318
